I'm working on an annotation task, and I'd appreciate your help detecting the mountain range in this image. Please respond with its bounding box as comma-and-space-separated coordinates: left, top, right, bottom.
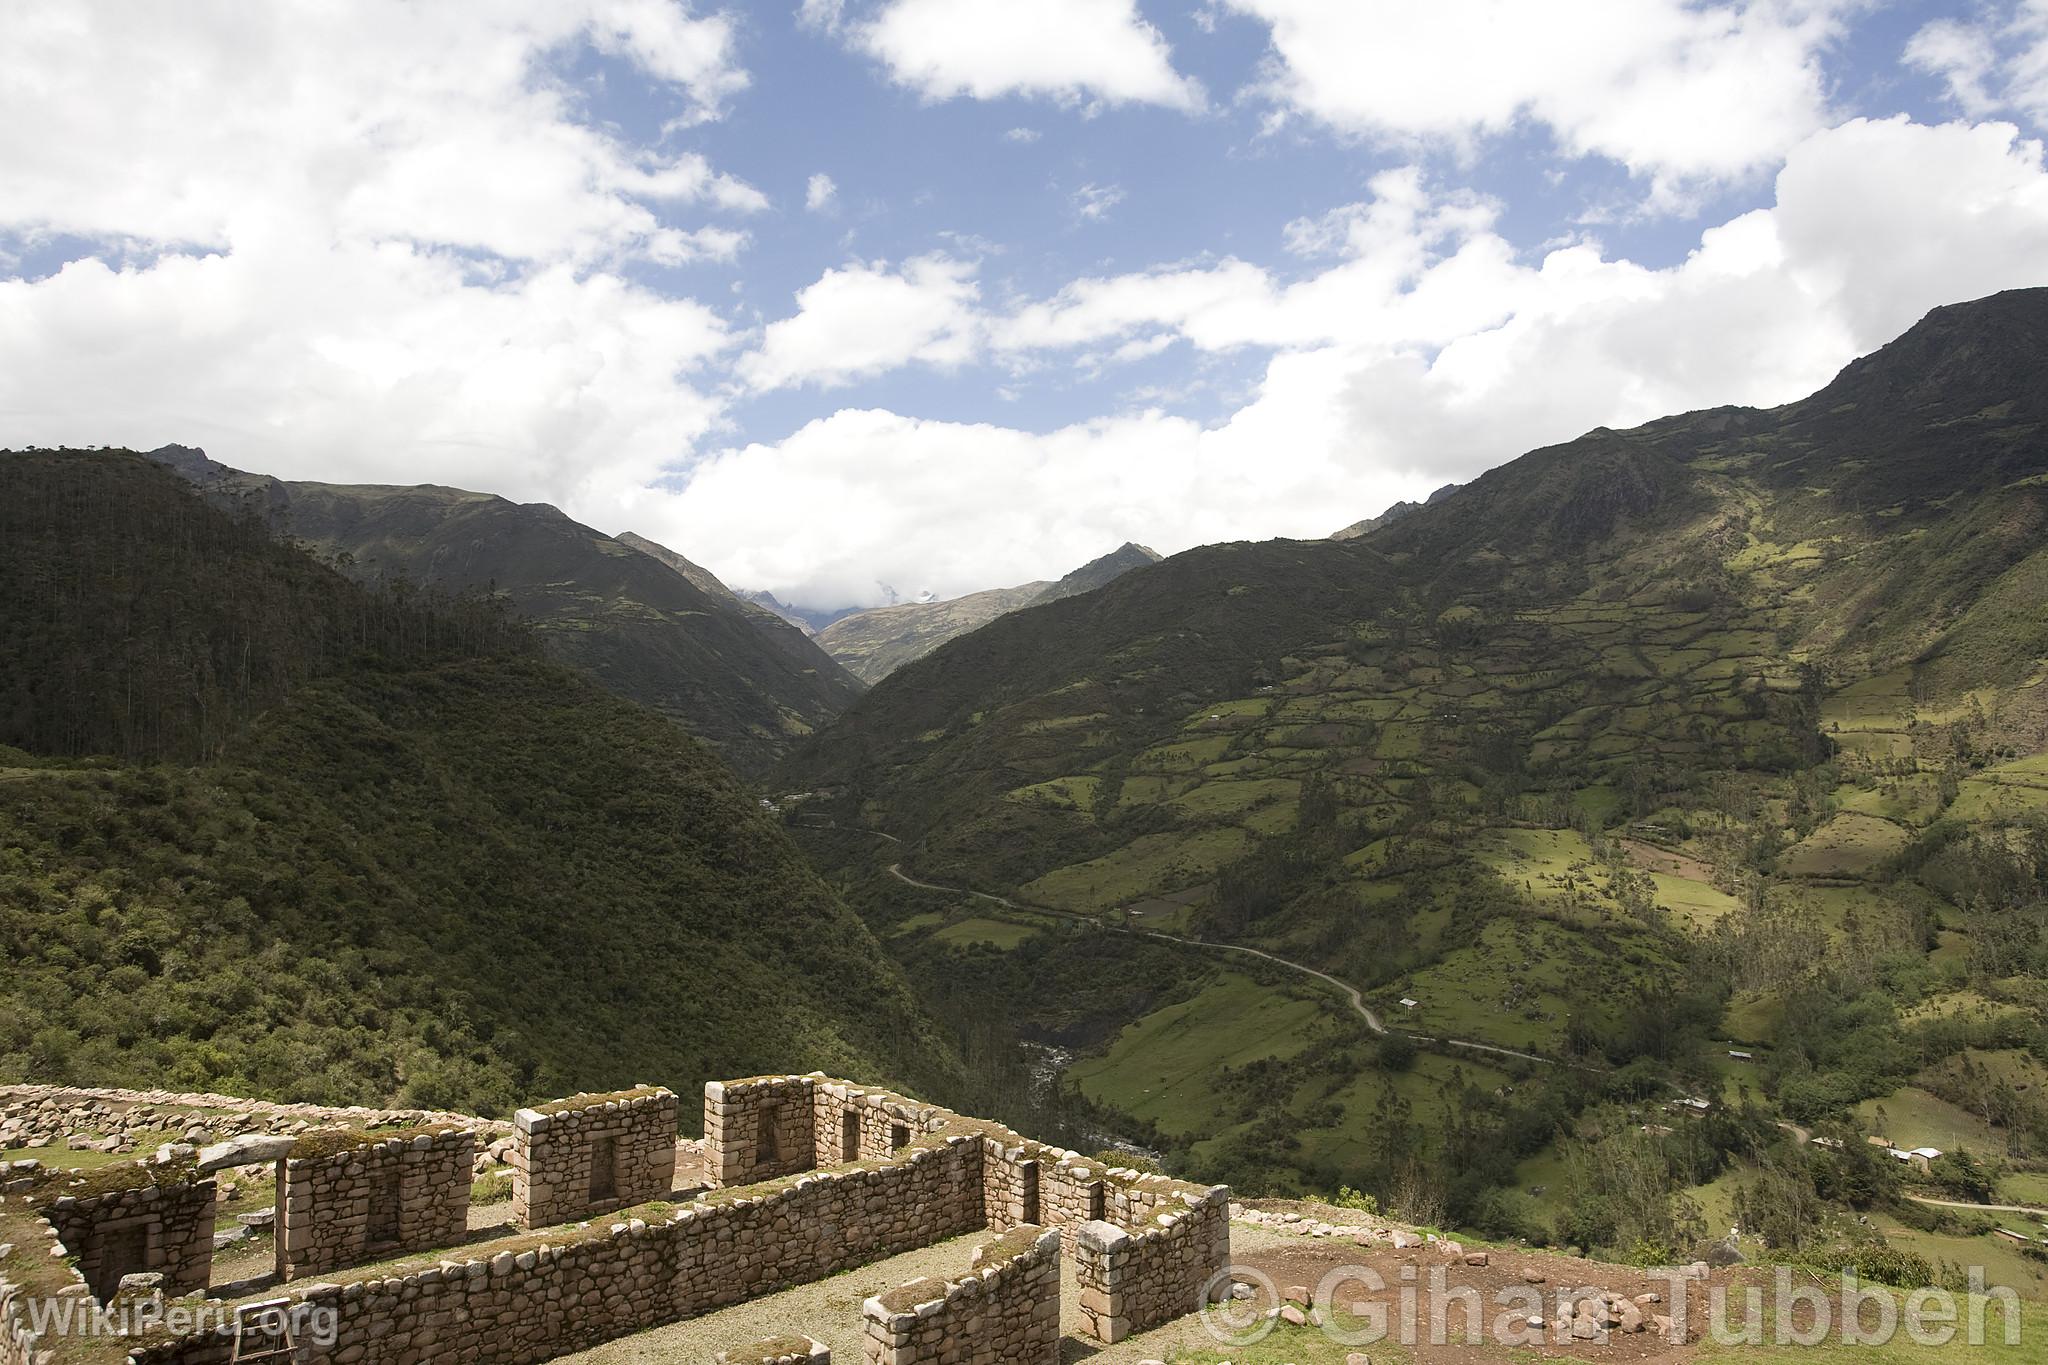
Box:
775, 289, 2048, 1256
147, 447, 860, 777
815, 543, 1162, 685
6, 288, 2047, 1283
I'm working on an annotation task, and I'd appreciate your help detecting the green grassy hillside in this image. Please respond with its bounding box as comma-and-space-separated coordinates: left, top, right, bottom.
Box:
0, 450, 956, 1116
781, 290, 2048, 1258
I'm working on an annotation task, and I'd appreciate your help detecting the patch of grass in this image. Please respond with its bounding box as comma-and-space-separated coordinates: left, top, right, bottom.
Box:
1019, 827, 1251, 913
1069, 971, 1327, 1136
1779, 812, 1911, 879
999, 775, 1100, 815
1950, 754, 2048, 824
472, 1170, 514, 1204
1648, 870, 1744, 927
929, 917, 1039, 950
1854, 1087, 2011, 1156
1, 1144, 136, 1171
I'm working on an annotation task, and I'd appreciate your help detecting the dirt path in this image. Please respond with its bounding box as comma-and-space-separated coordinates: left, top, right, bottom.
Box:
1907, 1195, 2048, 1219
879, 857, 1578, 1071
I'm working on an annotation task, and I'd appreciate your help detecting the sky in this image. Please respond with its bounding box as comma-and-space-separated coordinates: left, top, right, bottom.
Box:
5, 2, 2048, 612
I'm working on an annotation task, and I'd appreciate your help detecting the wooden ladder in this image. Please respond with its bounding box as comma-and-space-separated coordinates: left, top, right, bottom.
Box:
229, 1298, 297, 1362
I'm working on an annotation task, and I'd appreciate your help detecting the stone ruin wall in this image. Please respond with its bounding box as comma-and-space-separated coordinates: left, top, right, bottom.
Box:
806, 1080, 944, 1172
0, 1085, 494, 1161
0, 1257, 92, 1365
38, 1168, 217, 1303
1073, 1189, 1231, 1342
6, 1072, 1228, 1365
860, 1227, 1061, 1365
277, 1126, 474, 1281
509, 1088, 678, 1229
704, 1076, 821, 1187
132, 1123, 988, 1365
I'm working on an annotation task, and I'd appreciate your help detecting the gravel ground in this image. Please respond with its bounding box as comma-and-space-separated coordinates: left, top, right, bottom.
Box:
554, 1222, 1304, 1365
557, 1230, 996, 1364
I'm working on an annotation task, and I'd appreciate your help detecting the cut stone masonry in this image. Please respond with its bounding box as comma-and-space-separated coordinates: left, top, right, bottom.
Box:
276, 1126, 473, 1281
509, 1088, 678, 1229
0, 1073, 1230, 1365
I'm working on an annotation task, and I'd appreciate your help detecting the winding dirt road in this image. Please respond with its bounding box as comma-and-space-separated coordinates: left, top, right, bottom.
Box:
875, 855, 1577, 1071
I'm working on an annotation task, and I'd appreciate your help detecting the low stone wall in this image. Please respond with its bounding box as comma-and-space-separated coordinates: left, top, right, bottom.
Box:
1073, 1187, 1231, 1343
133, 1127, 987, 1365
0, 1257, 96, 1365
811, 1081, 944, 1169
510, 1088, 677, 1229
982, 1141, 1112, 1251
36, 1164, 215, 1303
861, 1227, 1060, 1365
704, 1077, 818, 1187
716, 1335, 830, 1365
278, 1126, 473, 1281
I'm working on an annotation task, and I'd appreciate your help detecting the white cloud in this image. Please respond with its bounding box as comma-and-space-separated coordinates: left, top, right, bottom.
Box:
0, 243, 730, 512
797, 0, 847, 32
0, 0, 753, 516
739, 255, 982, 391
806, 172, 839, 213
0, 2, 759, 265
1005, 127, 1043, 143
843, 0, 1203, 110
1909, 1, 2048, 123
1071, 183, 1127, 222
1222, 0, 1845, 205
655, 117, 2048, 608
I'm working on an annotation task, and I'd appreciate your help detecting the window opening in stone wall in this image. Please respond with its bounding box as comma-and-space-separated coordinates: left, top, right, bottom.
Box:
757, 1102, 782, 1165
1020, 1161, 1040, 1225
589, 1135, 619, 1202
889, 1122, 910, 1150
366, 1170, 402, 1249
87, 1222, 149, 1304
841, 1110, 860, 1162
1087, 1181, 1105, 1221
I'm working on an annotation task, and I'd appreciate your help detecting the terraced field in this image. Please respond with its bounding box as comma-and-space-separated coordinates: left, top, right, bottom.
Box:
785, 293, 2048, 1247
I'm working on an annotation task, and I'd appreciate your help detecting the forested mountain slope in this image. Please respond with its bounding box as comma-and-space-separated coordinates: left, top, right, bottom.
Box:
150, 447, 861, 777
0, 451, 955, 1116
781, 291, 2048, 1231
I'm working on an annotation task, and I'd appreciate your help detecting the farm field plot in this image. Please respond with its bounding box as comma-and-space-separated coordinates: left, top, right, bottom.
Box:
1854, 1086, 2012, 1156
2001, 1171, 2048, 1205
1903, 989, 2035, 1029
1019, 827, 1250, 912
1287, 1052, 1513, 1175
1778, 811, 1912, 877
1472, 828, 1610, 906
1378, 915, 1670, 1054
1836, 773, 1949, 826
1868, 1215, 2048, 1298
929, 916, 1040, 949
1949, 753, 2048, 823
1068, 971, 1328, 1136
